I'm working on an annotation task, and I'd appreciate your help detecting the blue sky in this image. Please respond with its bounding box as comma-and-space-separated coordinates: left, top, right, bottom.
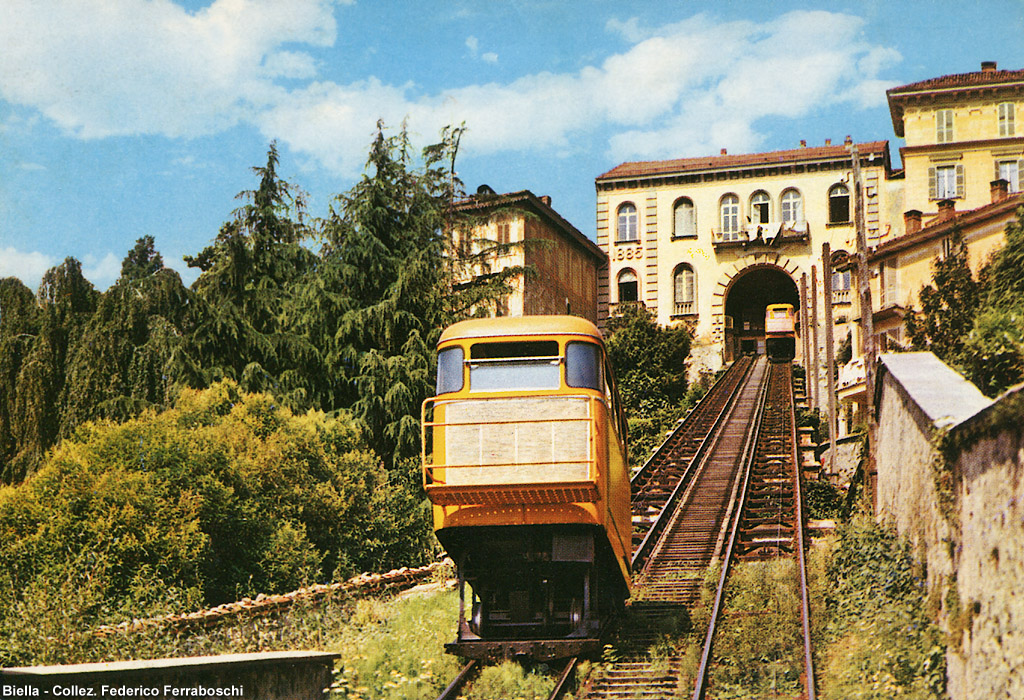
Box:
2, 0, 1023, 291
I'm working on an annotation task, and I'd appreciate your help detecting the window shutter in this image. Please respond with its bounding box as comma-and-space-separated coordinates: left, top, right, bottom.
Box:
928, 167, 937, 200
955, 164, 965, 198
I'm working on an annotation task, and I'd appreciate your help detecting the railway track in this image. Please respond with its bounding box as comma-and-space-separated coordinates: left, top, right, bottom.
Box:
581, 358, 816, 700
433, 357, 816, 700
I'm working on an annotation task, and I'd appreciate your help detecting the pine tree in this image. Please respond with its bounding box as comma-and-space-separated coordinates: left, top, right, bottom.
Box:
61, 238, 196, 433
185, 142, 318, 409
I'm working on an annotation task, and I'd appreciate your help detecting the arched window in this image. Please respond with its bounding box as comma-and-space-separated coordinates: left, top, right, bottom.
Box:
673, 264, 696, 316
749, 191, 771, 225
617, 268, 638, 302
616, 202, 638, 242
828, 184, 850, 224
719, 194, 740, 240
781, 189, 803, 226
673, 198, 696, 238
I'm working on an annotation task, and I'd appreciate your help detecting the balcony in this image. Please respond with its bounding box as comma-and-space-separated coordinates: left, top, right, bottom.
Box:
832, 289, 851, 305
712, 221, 810, 250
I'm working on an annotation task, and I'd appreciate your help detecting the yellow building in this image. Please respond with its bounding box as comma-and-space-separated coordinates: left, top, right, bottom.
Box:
454, 188, 606, 323
869, 183, 1023, 350
888, 61, 1024, 217
595, 140, 898, 373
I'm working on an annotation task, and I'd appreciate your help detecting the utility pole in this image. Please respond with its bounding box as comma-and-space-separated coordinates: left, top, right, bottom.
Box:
850, 142, 877, 508
811, 266, 820, 414
822, 243, 838, 477
800, 273, 811, 403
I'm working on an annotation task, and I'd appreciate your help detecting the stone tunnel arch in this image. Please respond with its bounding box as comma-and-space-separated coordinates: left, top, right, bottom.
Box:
722, 264, 799, 359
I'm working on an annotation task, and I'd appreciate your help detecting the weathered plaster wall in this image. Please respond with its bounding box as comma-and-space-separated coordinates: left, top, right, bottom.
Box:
875, 355, 1024, 699
946, 410, 1024, 700
875, 370, 955, 594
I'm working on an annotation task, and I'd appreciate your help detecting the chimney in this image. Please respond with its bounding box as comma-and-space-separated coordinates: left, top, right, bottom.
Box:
844, 135, 853, 146
825, 138, 832, 146
981, 60, 997, 72
800, 140, 806, 147
937, 199, 956, 221
720, 148, 727, 155
539, 195, 552, 207
904, 210, 922, 235
991, 178, 1010, 203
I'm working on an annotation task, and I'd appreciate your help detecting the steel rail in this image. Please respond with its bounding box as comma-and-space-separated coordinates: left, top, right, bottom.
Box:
630, 356, 752, 488
789, 365, 818, 700
691, 359, 772, 700
630, 357, 756, 571
545, 657, 579, 700
435, 660, 478, 700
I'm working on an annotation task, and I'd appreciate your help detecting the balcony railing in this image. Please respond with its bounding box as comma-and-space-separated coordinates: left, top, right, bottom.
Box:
832, 289, 851, 304
712, 221, 810, 248
673, 301, 695, 316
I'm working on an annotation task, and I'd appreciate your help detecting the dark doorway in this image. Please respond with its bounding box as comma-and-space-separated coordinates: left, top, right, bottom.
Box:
724, 267, 799, 357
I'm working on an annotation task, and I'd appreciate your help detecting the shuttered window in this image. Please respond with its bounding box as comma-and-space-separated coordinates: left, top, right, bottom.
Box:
928, 164, 964, 200
936, 109, 954, 143
998, 102, 1015, 137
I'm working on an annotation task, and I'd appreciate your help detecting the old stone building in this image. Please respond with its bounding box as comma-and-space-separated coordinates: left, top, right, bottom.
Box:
454, 188, 606, 323
594, 140, 899, 374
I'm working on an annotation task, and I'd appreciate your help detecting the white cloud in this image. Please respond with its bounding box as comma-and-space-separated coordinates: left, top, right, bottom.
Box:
0, 0, 338, 138
81, 252, 121, 290
0, 247, 55, 289
0, 4, 901, 172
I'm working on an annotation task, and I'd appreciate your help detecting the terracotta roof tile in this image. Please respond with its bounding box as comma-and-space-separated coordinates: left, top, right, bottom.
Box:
887, 68, 1024, 96
596, 141, 889, 181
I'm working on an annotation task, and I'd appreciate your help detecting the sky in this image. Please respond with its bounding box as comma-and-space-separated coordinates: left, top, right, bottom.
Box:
2, 0, 1023, 292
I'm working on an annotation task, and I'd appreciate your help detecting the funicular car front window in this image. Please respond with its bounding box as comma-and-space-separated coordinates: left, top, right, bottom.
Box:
565, 341, 602, 390
469, 340, 560, 391
436, 346, 465, 394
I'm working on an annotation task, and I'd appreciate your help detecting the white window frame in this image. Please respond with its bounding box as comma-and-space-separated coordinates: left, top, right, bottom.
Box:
929, 164, 965, 200
749, 191, 770, 225
673, 264, 696, 316
997, 159, 1021, 193
936, 109, 954, 143
998, 102, 1016, 137
828, 184, 851, 224
617, 268, 638, 302
616, 203, 638, 243
720, 194, 740, 240
780, 189, 803, 225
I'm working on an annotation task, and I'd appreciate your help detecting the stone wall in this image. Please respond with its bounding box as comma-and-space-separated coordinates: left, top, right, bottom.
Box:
875, 368, 956, 592
874, 352, 1024, 699
945, 395, 1024, 700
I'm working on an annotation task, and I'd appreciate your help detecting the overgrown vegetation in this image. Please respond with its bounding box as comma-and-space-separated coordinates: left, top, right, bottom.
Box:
906, 207, 1024, 396
707, 559, 805, 698
817, 516, 946, 699
0, 382, 434, 666
604, 304, 701, 466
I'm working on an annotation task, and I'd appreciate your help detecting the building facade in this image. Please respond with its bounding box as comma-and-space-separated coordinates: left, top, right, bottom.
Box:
888, 61, 1024, 216
455, 189, 606, 323
595, 140, 898, 373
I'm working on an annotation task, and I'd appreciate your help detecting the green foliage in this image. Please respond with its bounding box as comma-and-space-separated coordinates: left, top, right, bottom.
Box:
326, 591, 464, 700
605, 304, 693, 467
803, 478, 845, 520
185, 142, 319, 411
906, 208, 1024, 396
0, 381, 433, 664
905, 233, 979, 365
708, 559, 804, 698
818, 516, 945, 699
